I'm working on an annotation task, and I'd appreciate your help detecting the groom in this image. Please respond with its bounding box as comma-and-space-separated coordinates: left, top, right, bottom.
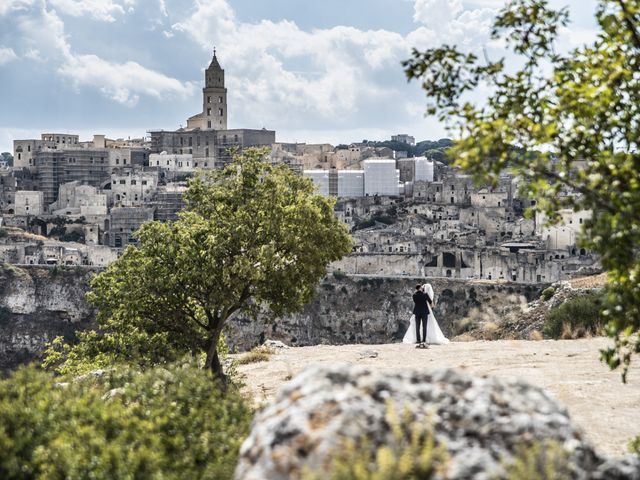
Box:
412, 284, 432, 348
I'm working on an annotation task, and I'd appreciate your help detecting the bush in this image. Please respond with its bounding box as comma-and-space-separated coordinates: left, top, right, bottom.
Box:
543, 293, 605, 339
503, 441, 573, 480
540, 287, 555, 302
303, 407, 448, 480
0, 361, 253, 479
236, 346, 275, 365
630, 436, 640, 456
332, 270, 347, 280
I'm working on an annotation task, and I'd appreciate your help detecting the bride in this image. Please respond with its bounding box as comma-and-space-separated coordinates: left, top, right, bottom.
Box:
402, 283, 449, 345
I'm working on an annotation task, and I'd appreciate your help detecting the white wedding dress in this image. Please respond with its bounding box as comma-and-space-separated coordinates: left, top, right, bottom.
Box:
402, 283, 449, 345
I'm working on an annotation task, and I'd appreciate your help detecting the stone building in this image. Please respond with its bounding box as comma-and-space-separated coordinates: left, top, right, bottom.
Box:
110, 169, 159, 207
34, 149, 111, 206
14, 191, 44, 216
187, 49, 227, 131
49, 182, 107, 216
106, 207, 155, 248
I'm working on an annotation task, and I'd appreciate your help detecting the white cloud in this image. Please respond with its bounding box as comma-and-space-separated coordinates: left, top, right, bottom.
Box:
169, 0, 497, 132
414, 0, 464, 27
48, 0, 129, 22
0, 0, 36, 16
0, 47, 18, 65
12, 6, 195, 106
59, 54, 196, 106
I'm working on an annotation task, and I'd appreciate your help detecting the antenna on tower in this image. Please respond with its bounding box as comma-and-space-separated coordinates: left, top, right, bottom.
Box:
213, 46, 217, 57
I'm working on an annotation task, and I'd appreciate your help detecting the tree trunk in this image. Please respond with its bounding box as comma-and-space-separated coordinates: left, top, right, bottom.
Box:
204, 332, 227, 389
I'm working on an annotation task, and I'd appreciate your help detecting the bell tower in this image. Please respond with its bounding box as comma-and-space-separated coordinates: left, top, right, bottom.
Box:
202, 47, 227, 130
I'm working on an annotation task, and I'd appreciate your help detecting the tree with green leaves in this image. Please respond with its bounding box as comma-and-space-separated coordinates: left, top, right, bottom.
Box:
48, 148, 352, 384
404, 0, 640, 380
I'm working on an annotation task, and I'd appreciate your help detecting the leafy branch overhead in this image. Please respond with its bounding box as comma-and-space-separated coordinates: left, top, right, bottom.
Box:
404, 0, 640, 380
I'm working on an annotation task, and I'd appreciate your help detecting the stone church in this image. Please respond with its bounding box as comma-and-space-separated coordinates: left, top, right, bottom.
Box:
148, 49, 275, 168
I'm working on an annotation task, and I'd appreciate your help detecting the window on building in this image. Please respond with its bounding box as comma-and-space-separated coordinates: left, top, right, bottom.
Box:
219, 96, 223, 103
207, 96, 211, 104
207, 108, 211, 115
142, 180, 147, 185
207, 121, 211, 128
27, 145, 30, 152
219, 108, 223, 116
131, 180, 137, 185
123, 159, 127, 164
120, 180, 125, 184
234, 134, 238, 142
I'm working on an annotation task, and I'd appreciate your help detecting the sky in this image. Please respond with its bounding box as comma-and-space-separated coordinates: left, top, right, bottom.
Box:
0, 0, 598, 153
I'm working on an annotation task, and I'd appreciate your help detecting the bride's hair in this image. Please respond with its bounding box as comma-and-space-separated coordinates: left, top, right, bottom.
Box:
415, 284, 422, 290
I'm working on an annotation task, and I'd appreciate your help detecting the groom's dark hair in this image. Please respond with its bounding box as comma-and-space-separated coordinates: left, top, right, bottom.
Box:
415, 284, 422, 290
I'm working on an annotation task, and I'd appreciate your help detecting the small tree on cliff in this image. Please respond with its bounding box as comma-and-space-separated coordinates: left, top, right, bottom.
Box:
49, 148, 352, 384
404, 0, 640, 380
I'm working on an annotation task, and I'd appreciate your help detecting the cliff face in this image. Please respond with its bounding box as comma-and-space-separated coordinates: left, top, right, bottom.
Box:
225, 277, 543, 351
0, 265, 95, 370
0, 266, 544, 369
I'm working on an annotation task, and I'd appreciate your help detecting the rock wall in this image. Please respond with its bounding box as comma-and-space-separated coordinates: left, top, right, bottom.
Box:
0, 265, 95, 371
0, 265, 545, 369
226, 277, 544, 351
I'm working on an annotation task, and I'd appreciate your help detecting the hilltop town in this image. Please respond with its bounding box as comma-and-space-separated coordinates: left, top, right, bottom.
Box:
1, 52, 599, 283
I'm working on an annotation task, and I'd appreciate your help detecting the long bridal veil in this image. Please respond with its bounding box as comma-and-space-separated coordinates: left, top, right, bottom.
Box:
402, 283, 450, 345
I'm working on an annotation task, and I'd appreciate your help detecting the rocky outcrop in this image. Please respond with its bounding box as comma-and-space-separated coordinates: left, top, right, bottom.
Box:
0, 265, 95, 370
234, 365, 640, 480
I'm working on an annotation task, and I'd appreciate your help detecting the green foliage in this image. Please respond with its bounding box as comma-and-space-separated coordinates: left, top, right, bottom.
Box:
332, 269, 348, 280
503, 441, 573, 480
0, 361, 253, 480
362, 138, 454, 162
629, 436, 640, 456
404, 0, 640, 380
303, 406, 448, 480
0, 228, 8, 238
540, 287, 555, 301
543, 293, 605, 339
47, 148, 352, 382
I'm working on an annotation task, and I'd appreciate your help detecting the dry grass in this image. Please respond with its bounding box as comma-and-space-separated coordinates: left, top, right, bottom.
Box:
481, 322, 499, 340
236, 346, 275, 365
529, 330, 544, 341
568, 273, 607, 289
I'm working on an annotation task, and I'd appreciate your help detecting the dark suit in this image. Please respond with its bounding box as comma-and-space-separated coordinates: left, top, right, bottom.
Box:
412, 290, 432, 343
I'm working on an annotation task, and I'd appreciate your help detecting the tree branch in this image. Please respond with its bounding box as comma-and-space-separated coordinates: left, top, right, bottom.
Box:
617, 0, 640, 50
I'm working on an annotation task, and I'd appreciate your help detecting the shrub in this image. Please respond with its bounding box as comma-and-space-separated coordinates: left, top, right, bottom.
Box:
303, 407, 449, 480
0, 361, 253, 480
236, 346, 275, 365
540, 287, 555, 302
630, 436, 640, 456
503, 441, 573, 480
332, 270, 347, 280
543, 293, 605, 339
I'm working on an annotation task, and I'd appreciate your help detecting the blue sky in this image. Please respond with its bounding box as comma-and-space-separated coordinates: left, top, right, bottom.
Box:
0, 0, 597, 153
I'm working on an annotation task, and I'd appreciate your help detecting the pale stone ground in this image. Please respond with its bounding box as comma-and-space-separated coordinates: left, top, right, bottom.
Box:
235, 337, 639, 458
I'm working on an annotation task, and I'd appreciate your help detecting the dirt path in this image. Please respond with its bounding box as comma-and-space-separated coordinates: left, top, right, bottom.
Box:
235, 338, 639, 457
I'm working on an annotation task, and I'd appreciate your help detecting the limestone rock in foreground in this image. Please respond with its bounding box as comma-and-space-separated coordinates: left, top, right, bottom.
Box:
234, 365, 640, 480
